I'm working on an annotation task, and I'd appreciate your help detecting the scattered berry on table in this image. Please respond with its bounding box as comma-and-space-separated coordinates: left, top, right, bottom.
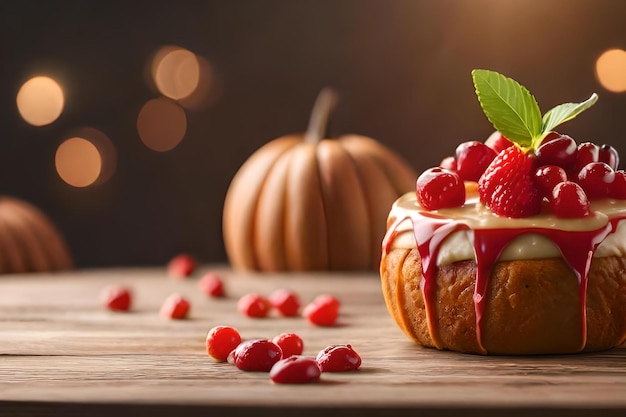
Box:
232, 339, 282, 372
271, 333, 304, 358
160, 293, 190, 319
102, 285, 132, 312
303, 294, 340, 326
268, 288, 300, 317
316, 344, 362, 372
270, 356, 321, 384
237, 293, 272, 318
206, 325, 241, 362
167, 253, 196, 278
198, 272, 225, 297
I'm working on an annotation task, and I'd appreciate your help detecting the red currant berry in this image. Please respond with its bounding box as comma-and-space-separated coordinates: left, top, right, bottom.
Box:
535, 134, 577, 169
455, 141, 497, 181
206, 326, 242, 362
160, 293, 190, 319
316, 344, 362, 372
237, 293, 271, 318
102, 285, 132, 312
534, 165, 568, 196
303, 294, 340, 326
270, 356, 321, 384
574, 142, 600, 173
271, 333, 304, 358
439, 156, 456, 171
577, 162, 615, 199
416, 167, 465, 210
268, 288, 300, 317
550, 181, 590, 218
484, 131, 514, 154
198, 272, 225, 297
599, 144, 620, 170
611, 170, 626, 199
233, 339, 282, 372
167, 253, 196, 278
537, 131, 562, 146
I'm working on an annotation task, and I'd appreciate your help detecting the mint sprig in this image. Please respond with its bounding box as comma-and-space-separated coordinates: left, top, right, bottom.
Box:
472, 69, 598, 150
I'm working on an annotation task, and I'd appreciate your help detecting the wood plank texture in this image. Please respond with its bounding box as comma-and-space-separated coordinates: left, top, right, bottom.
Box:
0, 267, 625, 417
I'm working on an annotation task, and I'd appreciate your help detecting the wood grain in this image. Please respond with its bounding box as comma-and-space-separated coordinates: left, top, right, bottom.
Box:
0, 267, 625, 417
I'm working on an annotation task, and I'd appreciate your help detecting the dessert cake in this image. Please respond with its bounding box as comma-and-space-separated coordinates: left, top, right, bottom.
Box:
380, 70, 626, 354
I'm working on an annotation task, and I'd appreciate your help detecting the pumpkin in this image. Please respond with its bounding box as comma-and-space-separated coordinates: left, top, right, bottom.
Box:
0, 196, 73, 274
223, 89, 416, 271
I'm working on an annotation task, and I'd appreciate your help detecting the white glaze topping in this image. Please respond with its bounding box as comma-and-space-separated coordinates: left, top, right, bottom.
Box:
388, 192, 626, 266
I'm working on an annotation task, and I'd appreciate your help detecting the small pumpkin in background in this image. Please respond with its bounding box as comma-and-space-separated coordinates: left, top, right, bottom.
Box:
223, 89, 416, 272
0, 196, 73, 274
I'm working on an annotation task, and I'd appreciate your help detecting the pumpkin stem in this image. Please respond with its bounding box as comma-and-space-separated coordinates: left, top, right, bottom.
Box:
305, 87, 338, 144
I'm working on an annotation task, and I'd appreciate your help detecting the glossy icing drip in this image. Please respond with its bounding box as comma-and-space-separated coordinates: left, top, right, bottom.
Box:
382, 203, 624, 353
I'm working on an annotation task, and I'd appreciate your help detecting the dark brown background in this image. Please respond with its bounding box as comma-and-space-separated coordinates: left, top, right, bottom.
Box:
1, 0, 625, 268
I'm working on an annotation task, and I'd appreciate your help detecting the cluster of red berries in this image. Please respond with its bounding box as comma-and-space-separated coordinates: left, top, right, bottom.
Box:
206, 325, 361, 384
238, 290, 341, 327
417, 131, 625, 218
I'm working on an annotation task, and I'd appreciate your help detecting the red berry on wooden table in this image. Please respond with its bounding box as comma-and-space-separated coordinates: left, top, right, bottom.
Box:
270, 356, 321, 384
303, 294, 340, 326
167, 253, 196, 278
271, 333, 304, 358
237, 293, 271, 318
160, 293, 190, 319
316, 344, 362, 372
102, 285, 132, 312
233, 339, 282, 372
198, 272, 224, 297
268, 288, 300, 317
206, 325, 242, 362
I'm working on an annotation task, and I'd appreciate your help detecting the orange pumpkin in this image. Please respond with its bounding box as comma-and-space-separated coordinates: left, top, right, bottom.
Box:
223, 89, 416, 271
0, 196, 73, 274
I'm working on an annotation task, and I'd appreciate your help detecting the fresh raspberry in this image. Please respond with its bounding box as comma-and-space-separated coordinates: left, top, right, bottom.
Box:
478, 145, 542, 218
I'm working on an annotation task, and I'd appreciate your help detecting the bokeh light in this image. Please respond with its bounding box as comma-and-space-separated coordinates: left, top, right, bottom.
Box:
16, 76, 65, 126
137, 97, 187, 152
69, 127, 117, 185
595, 48, 626, 93
152, 46, 200, 100
178, 55, 222, 110
55, 137, 102, 188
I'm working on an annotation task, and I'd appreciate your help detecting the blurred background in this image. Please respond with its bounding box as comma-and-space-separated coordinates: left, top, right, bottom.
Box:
2, 0, 626, 268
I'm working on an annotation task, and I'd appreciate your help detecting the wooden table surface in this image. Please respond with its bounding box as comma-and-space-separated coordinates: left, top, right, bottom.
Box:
0, 266, 625, 417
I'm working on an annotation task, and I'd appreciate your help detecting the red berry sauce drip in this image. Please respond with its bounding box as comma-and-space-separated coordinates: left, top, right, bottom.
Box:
383, 206, 620, 353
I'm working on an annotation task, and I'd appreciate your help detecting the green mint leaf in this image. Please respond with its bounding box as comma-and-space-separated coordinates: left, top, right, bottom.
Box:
541, 93, 598, 134
472, 69, 543, 147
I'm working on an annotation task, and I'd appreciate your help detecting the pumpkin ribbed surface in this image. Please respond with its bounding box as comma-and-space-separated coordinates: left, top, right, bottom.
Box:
223, 134, 416, 272
0, 196, 73, 274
